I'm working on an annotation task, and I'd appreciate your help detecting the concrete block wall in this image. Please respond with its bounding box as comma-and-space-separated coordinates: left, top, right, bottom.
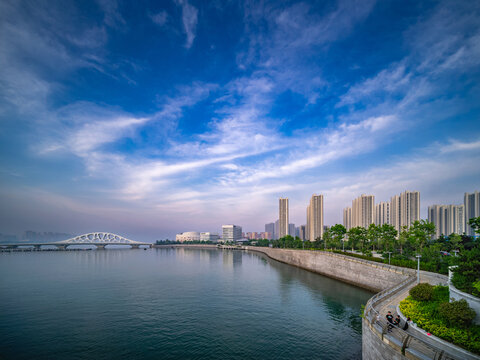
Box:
246, 247, 413, 292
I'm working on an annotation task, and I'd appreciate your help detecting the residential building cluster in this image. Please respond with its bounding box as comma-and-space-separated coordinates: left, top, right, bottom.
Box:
428, 191, 480, 238
264, 194, 325, 241
343, 191, 420, 232
174, 190, 479, 243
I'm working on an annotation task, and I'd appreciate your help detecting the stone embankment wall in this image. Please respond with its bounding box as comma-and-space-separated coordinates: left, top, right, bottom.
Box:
245, 247, 414, 292
153, 244, 218, 249
362, 319, 408, 360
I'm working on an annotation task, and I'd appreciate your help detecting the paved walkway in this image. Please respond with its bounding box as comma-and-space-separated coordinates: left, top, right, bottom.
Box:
374, 272, 480, 360
377, 272, 447, 316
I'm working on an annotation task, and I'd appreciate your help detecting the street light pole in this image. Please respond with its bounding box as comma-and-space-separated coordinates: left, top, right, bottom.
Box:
386, 251, 392, 265
416, 255, 422, 284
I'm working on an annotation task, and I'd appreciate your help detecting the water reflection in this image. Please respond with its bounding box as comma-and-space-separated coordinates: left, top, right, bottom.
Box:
247, 250, 372, 333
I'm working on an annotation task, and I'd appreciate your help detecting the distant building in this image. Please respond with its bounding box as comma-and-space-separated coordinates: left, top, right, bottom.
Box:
343, 207, 352, 231
428, 205, 464, 238
299, 225, 306, 240
265, 223, 274, 236
288, 223, 295, 237
261, 232, 272, 239
464, 191, 480, 236
306, 194, 324, 241
0, 233, 18, 243
176, 232, 200, 242
279, 198, 289, 238
390, 191, 420, 231
200, 232, 220, 242
222, 225, 242, 243
375, 202, 390, 226
275, 219, 279, 239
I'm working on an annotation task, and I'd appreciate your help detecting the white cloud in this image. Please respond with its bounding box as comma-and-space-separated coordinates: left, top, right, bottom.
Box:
176, 0, 198, 49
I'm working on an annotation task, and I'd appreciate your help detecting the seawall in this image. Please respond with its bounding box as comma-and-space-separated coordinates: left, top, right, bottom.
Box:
244, 247, 414, 292
153, 244, 218, 249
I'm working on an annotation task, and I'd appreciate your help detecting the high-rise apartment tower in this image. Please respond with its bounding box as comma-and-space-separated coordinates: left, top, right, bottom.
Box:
279, 198, 289, 238
375, 202, 390, 226
464, 191, 480, 236
306, 194, 324, 241
352, 194, 375, 229
390, 191, 420, 231
428, 205, 464, 238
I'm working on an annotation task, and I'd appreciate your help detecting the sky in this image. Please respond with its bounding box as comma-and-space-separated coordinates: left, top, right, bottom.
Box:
0, 0, 479, 241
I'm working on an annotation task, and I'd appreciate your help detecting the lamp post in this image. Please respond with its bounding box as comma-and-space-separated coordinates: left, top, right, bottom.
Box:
386, 251, 392, 265
416, 255, 422, 284
342, 236, 345, 252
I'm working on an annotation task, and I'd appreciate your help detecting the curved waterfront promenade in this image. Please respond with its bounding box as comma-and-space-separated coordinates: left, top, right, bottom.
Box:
244, 246, 479, 360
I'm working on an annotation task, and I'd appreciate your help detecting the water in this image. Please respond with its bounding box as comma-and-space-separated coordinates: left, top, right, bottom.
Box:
0, 248, 373, 359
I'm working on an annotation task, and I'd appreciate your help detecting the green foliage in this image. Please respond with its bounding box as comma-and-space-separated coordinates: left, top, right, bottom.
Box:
451, 247, 480, 297
439, 299, 476, 328
324, 225, 345, 250
474, 281, 480, 294
409, 220, 436, 252
468, 216, 480, 235
347, 227, 367, 252
409, 283, 434, 301
400, 286, 480, 354
378, 224, 397, 252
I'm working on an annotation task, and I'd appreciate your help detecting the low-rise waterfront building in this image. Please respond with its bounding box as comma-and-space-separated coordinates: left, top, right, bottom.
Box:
200, 232, 220, 242
222, 225, 242, 243
176, 232, 200, 242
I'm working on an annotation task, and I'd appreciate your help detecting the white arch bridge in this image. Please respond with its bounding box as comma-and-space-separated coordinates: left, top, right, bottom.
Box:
0, 232, 152, 250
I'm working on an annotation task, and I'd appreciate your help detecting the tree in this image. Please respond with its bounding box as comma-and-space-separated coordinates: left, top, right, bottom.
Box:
468, 216, 480, 235
330, 224, 347, 250
347, 227, 367, 253
378, 224, 397, 252
409, 220, 435, 252
449, 233, 463, 252
366, 224, 380, 251
397, 225, 409, 255
322, 228, 332, 250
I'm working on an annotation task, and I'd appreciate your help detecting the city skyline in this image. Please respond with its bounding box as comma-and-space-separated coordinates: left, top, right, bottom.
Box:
1, 0, 480, 241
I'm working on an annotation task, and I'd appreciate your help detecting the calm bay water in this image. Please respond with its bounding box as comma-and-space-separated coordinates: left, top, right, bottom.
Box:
0, 248, 372, 359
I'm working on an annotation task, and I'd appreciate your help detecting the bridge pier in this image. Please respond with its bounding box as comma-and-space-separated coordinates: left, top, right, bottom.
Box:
131, 244, 140, 249
34, 245, 41, 251
55, 245, 67, 251
96, 244, 107, 250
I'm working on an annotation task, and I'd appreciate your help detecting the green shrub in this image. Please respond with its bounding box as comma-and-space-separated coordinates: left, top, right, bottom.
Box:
400, 293, 480, 354
410, 283, 434, 301
439, 299, 476, 328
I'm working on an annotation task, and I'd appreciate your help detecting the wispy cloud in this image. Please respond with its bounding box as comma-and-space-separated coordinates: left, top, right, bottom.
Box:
150, 10, 169, 26
175, 0, 198, 48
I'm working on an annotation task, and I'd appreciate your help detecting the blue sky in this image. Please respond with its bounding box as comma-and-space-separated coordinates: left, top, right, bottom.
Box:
0, 0, 479, 241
